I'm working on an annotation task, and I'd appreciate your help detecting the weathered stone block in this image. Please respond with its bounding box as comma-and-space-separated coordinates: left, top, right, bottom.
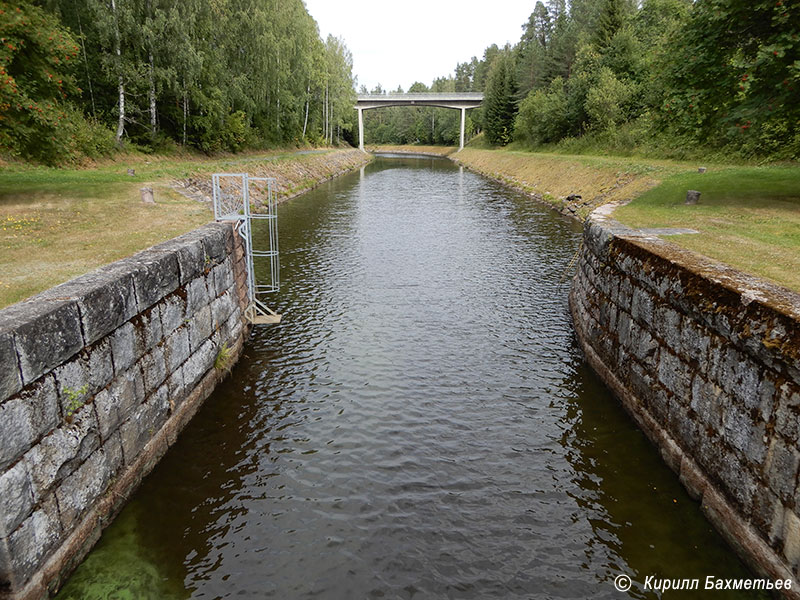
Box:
133, 305, 163, 355
210, 292, 236, 331
722, 402, 766, 467
55, 449, 110, 530
630, 325, 659, 363
0, 460, 34, 538
783, 510, 800, 571
86, 339, 115, 394
183, 339, 217, 390
0, 331, 22, 402
223, 311, 243, 344
140, 346, 167, 397
630, 286, 654, 325
186, 277, 210, 314
680, 318, 710, 366
765, 438, 800, 503
103, 430, 125, 479
211, 261, 234, 297
618, 277, 633, 313
166, 367, 185, 407
109, 321, 137, 372
127, 250, 181, 311
5, 496, 62, 585
654, 303, 682, 353
24, 403, 99, 499
188, 305, 213, 353
717, 450, 757, 512
690, 375, 725, 431
165, 327, 190, 373
0, 375, 59, 471
93, 367, 144, 440
160, 292, 186, 336
201, 223, 229, 265
38, 268, 138, 347
657, 350, 689, 400
152, 234, 206, 285
775, 385, 800, 441
1, 299, 84, 385
118, 386, 169, 465
52, 358, 91, 418
751, 485, 785, 548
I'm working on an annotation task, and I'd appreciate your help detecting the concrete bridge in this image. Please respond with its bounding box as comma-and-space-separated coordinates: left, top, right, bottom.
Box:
355, 92, 483, 151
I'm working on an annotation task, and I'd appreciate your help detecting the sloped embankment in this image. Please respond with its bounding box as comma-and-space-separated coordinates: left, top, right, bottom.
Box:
174, 148, 372, 206
452, 148, 671, 220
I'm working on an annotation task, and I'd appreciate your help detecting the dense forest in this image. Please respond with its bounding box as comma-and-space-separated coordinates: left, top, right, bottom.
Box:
0, 0, 356, 163
364, 0, 799, 160
1, 0, 798, 163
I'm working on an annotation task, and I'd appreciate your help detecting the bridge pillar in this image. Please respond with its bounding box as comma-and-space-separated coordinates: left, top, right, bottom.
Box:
459, 107, 466, 151
358, 107, 365, 152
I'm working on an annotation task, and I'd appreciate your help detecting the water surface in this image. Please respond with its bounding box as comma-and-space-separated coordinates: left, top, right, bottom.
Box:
57, 155, 762, 599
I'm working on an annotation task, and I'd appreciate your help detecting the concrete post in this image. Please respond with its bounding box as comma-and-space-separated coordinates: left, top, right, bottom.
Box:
459, 107, 466, 151
358, 107, 365, 152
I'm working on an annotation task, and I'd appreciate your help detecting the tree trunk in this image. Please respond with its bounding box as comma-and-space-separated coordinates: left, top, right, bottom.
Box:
302, 84, 310, 138
148, 52, 157, 140
182, 76, 188, 146
111, 0, 125, 146
76, 11, 96, 117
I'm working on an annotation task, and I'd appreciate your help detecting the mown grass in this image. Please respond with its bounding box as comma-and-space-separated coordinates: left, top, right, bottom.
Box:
455, 146, 688, 218
0, 148, 338, 308
452, 144, 800, 292
614, 166, 800, 291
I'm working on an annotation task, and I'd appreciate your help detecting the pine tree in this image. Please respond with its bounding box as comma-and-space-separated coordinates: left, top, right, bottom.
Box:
484, 50, 518, 145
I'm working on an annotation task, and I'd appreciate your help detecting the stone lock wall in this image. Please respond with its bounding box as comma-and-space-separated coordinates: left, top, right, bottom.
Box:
570, 209, 800, 594
0, 222, 251, 600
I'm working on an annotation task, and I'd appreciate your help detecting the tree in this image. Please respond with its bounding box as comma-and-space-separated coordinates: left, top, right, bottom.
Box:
0, 0, 111, 162
662, 0, 800, 156
483, 49, 518, 145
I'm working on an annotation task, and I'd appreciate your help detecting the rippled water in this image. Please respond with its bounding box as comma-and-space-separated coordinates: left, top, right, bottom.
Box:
57, 155, 763, 599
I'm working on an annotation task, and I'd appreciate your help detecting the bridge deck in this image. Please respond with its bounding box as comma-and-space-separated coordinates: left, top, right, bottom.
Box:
356, 92, 483, 110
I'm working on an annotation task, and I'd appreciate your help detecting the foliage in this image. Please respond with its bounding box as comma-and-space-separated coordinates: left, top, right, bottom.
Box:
214, 342, 233, 373
439, 0, 798, 160
483, 50, 518, 146
0, 0, 107, 163
661, 0, 800, 157
3, 0, 357, 163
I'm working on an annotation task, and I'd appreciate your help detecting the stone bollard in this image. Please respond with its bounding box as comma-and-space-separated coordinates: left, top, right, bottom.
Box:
685, 190, 701, 205
140, 187, 155, 204
698, 167, 707, 173
127, 168, 136, 176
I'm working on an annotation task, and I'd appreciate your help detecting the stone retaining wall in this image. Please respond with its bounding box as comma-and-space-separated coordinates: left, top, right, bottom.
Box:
0, 222, 251, 599
570, 207, 800, 595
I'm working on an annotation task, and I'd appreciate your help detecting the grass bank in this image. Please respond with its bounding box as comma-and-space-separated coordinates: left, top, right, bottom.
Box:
0, 147, 369, 308
367, 145, 458, 157
443, 146, 800, 292
614, 166, 800, 292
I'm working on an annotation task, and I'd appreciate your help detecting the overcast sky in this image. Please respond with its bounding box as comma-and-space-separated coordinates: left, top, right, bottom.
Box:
302, 0, 535, 92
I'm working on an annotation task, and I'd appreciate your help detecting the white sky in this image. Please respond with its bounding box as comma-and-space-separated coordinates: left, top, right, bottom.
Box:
302, 0, 535, 92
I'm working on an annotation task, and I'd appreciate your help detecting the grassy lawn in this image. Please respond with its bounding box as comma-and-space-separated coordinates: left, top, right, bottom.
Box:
0, 149, 338, 308
614, 166, 800, 292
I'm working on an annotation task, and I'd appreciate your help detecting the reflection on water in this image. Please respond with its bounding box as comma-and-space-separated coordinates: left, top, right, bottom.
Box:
57, 154, 763, 599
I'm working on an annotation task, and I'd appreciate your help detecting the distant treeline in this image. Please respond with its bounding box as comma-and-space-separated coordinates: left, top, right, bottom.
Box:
0, 0, 356, 163
366, 0, 799, 160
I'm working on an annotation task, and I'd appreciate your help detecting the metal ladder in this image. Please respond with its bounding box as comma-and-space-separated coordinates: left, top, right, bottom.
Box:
212, 173, 281, 325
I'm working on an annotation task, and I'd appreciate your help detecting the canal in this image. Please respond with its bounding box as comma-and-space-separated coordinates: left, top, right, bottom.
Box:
57, 154, 762, 599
